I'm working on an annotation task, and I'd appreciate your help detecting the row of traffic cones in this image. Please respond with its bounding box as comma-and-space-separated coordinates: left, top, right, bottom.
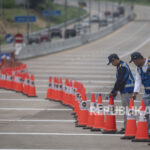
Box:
46, 76, 117, 133
46, 76, 150, 145
76, 94, 117, 134
0, 64, 36, 97
121, 99, 150, 142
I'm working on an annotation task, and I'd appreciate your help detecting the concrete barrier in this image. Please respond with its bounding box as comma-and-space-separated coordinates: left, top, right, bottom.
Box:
17, 7, 136, 60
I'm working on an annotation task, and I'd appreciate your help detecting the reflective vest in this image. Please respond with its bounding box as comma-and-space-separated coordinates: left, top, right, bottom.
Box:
137, 59, 150, 94
117, 61, 135, 93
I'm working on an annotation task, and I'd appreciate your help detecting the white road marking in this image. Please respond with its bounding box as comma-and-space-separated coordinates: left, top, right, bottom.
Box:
0, 132, 124, 136
0, 98, 141, 103
120, 37, 150, 58
0, 119, 124, 123
0, 149, 71, 150
0, 108, 72, 111
0, 98, 47, 102
0, 119, 75, 122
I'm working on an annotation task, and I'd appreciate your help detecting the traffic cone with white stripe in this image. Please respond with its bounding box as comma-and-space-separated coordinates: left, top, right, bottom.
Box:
121, 98, 137, 139
63, 78, 69, 106
76, 90, 88, 128
46, 77, 53, 99
15, 72, 23, 92
132, 100, 150, 142
59, 77, 63, 101
6, 70, 13, 90
23, 73, 30, 95
102, 96, 117, 134
91, 94, 104, 131
28, 74, 36, 97
1, 69, 6, 89
84, 93, 96, 129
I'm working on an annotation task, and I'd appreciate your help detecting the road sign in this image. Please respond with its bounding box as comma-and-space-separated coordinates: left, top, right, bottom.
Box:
14, 16, 36, 23
14, 33, 24, 43
5, 34, 14, 44
43, 10, 61, 16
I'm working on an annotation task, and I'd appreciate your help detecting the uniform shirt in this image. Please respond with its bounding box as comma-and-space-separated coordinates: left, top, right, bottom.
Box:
111, 61, 127, 96
134, 58, 148, 93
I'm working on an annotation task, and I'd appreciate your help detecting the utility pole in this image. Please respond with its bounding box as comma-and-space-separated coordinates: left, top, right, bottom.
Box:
131, 0, 135, 12
26, 0, 30, 44
78, 0, 81, 26
64, 0, 68, 32
48, 0, 51, 39
105, 0, 108, 12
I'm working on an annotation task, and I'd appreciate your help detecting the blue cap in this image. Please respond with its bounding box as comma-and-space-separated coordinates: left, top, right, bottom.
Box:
107, 53, 119, 65
129, 52, 143, 63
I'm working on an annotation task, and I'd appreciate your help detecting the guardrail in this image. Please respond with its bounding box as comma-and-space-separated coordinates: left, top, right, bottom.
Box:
17, 11, 135, 60
1, 5, 88, 52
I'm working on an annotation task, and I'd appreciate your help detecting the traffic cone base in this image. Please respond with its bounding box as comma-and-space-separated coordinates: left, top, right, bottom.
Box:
132, 139, 150, 142
91, 128, 101, 132
72, 112, 76, 116
101, 128, 117, 134
75, 124, 86, 128
83, 127, 92, 129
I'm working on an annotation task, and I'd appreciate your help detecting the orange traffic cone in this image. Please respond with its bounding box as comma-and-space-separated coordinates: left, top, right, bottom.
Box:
59, 77, 63, 102
84, 93, 96, 129
15, 72, 23, 92
6, 70, 13, 90
46, 77, 53, 99
28, 74, 36, 97
102, 96, 117, 134
23, 73, 30, 95
55, 77, 59, 101
132, 100, 150, 142
91, 95, 104, 131
1, 69, 6, 89
0, 70, 2, 88
76, 90, 88, 128
121, 98, 137, 139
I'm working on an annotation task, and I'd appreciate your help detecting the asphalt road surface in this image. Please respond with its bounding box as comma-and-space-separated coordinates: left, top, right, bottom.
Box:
0, 2, 150, 150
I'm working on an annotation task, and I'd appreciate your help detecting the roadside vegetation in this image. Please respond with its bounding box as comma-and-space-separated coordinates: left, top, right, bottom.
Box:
0, 0, 86, 44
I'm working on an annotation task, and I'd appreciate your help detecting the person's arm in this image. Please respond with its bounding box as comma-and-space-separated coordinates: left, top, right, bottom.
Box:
110, 67, 127, 97
132, 68, 142, 99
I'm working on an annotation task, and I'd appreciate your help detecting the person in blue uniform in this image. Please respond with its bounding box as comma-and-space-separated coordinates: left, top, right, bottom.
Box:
130, 52, 150, 136
107, 53, 135, 133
